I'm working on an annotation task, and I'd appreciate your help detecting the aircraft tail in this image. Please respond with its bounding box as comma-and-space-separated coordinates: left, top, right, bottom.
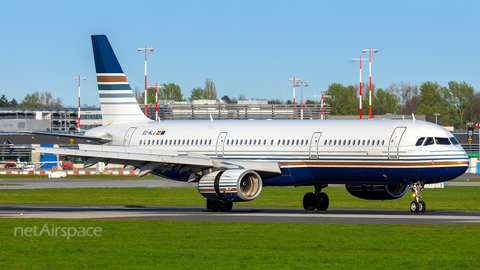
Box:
91, 35, 149, 125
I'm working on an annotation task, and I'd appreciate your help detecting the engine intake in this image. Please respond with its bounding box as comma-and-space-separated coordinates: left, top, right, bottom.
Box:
198, 169, 262, 202
345, 184, 408, 200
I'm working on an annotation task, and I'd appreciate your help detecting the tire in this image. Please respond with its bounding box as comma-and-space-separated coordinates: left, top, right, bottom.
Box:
316, 192, 329, 211
410, 201, 419, 212
419, 201, 426, 212
303, 192, 318, 211
206, 199, 220, 212
220, 202, 233, 212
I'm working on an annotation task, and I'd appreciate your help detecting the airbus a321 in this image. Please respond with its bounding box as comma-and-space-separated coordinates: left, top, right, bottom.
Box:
33, 35, 468, 213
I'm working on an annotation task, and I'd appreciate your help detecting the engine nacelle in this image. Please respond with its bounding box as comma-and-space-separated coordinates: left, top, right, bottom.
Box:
345, 184, 408, 200
198, 169, 262, 202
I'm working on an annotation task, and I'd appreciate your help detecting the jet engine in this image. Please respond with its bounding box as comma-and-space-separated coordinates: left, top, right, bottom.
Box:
198, 169, 262, 202
345, 184, 408, 200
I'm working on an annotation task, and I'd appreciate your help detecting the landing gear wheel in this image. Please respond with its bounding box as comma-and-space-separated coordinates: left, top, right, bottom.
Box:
419, 201, 426, 212
206, 199, 221, 212
220, 202, 233, 212
410, 201, 419, 212
303, 192, 318, 211
316, 192, 329, 211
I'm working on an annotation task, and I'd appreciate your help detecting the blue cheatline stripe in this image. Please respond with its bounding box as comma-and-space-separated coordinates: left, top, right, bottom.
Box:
100, 102, 139, 105
99, 93, 135, 98
98, 84, 131, 90
91, 35, 124, 74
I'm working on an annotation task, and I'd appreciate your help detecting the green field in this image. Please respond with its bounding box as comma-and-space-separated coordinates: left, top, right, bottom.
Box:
1, 185, 480, 210
1, 219, 479, 269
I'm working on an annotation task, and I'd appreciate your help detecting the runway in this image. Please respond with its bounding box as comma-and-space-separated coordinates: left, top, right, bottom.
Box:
1, 204, 480, 224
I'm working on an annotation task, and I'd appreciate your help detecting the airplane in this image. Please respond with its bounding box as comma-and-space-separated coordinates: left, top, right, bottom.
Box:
30, 35, 468, 213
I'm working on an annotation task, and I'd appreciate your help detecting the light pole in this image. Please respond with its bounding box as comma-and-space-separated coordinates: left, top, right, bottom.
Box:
434, 113, 440, 125
288, 76, 301, 105
362, 46, 378, 119
351, 55, 368, 119
73, 75, 86, 132
149, 83, 166, 121
299, 81, 309, 120
138, 45, 154, 116
312, 92, 331, 120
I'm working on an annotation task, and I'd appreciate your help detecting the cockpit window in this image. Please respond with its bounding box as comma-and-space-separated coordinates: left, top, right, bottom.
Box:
415, 137, 425, 146
424, 137, 435, 146
449, 137, 459, 145
435, 137, 451, 145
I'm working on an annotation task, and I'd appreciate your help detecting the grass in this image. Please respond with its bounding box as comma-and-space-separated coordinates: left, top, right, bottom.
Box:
1, 185, 480, 210
1, 219, 479, 269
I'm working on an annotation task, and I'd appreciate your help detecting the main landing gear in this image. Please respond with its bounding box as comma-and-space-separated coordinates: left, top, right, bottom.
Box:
303, 185, 329, 211
410, 182, 426, 213
206, 199, 233, 212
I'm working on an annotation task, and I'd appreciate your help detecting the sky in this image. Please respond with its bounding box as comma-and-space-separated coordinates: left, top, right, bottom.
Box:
1, 0, 479, 107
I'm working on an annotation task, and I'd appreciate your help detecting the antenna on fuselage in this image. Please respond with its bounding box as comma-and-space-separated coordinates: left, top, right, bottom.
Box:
412, 113, 416, 121
209, 114, 213, 122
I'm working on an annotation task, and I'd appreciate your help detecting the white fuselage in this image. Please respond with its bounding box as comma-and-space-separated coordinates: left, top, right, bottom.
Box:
85, 119, 468, 186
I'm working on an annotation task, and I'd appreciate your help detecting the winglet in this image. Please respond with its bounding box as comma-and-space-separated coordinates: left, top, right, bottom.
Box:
412, 113, 416, 121
7, 140, 15, 155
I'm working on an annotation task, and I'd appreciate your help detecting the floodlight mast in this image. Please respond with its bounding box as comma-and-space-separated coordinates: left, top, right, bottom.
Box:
73, 75, 86, 132
351, 55, 368, 119
288, 76, 301, 105
149, 83, 166, 121
312, 93, 331, 120
362, 46, 378, 119
138, 45, 154, 116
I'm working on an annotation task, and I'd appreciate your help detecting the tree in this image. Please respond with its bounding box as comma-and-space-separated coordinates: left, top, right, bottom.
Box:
0, 95, 9, 107
9, 98, 18, 108
386, 81, 418, 114
372, 88, 399, 115
238, 94, 246, 101
415, 81, 460, 126
221, 95, 232, 104
205, 78, 217, 100
325, 83, 358, 115
38, 91, 62, 108
158, 83, 185, 101
188, 87, 207, 102
20, 93, 40, 108
448, 81, 474, 126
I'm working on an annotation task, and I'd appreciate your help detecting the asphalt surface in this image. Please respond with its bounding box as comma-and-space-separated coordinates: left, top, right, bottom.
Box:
1, 204, 479, 224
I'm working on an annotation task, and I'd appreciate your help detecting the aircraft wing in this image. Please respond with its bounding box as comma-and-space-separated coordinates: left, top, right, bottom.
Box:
34, 145, 281, 179
18, 131, 112, 144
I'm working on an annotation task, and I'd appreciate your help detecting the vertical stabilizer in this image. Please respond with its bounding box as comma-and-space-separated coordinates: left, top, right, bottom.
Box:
91, 35, 149, 125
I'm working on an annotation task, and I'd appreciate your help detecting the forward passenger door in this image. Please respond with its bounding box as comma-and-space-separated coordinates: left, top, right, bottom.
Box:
309, 132, 322, 159
388, 127, 407, 159
216, 132, 228, 158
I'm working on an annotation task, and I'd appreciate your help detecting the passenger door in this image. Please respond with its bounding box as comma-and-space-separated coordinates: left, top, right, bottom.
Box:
388, 127, 407, 159
309, 132, 322, 159
216, 132, 228, 158
123, 127, 137, 146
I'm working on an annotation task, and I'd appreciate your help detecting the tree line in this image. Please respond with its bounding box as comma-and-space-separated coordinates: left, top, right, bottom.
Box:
0, 91, 63, 108
324, 80, 477, 130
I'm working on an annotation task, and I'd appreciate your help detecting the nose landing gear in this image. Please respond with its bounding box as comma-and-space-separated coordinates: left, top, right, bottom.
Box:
410, 182, 426, 212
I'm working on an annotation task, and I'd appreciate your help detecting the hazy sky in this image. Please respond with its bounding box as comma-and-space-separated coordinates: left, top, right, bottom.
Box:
1, 0, 478, 107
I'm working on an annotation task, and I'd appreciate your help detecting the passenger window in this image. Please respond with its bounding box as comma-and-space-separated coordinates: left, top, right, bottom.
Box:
382, 140, 385, 145
287, 140, 290, 145
271, 139, 274, 145
209, 140, 212, 145
372, 140, 375, 146
435, 137, 451, 145
348, 140, 351, 145
343, 140, 346, 145
329, 140, 332, 145
357, 140, 361, 145
334, 140, 337, 145
352, 140, 356, 146
415, 137, 425, 146
301, 140, 304, 145
148, 140, 151, 145
362, 140, 365, 145
367, 140, 370, 145
449, 137, 459, 145
377, 140, 380, 145
195, 140, 198, 145
264, 139, 267, 145
278, 140, 281, 145
424, 137, 435, 146
282, 140, 285, 145
305, 140, 308, 145
174, 140, 177, 145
